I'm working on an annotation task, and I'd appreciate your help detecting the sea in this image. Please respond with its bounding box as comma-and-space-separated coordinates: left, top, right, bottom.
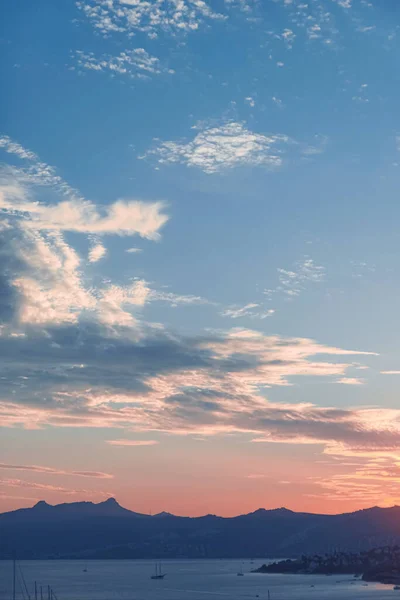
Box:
0, 559, 396, 600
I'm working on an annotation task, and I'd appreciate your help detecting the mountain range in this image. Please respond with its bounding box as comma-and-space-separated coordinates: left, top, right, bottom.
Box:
1, 498, 400, 559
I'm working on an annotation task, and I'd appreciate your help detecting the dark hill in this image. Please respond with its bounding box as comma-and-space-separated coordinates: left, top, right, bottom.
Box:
1, 500, 400, 559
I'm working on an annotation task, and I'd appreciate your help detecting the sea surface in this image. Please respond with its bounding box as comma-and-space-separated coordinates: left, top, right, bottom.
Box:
0, 559, 396, 600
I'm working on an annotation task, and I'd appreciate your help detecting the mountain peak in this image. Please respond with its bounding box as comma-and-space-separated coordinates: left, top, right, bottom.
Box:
248, 507, 293, 517
102, 497, 119, 506
153, 511, 175, 518
33, 500, 51, 509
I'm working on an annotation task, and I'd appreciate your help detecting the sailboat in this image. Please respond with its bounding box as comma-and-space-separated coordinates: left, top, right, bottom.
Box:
237, 565, 244, 576
150, 563, 166, 580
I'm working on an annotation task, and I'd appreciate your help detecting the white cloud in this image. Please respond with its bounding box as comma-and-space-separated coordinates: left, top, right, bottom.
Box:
281, 28, 295, 47
88, 242, 107, 263
334, 0, 352, 7
13, 230, 96, 326
307, 23, 322, 40
273, 0, 358, 48
0, 137, 169, 239
126, 247, 143, 254
0, 183, 168, 239
74, 49, 174, 79
0, 141, 170, 329
336, 377, 364, 385
76, 0, 228, 38
381, 371, 400, 375
146, 122, 293, 173
1, 184, 205, 327
245, 96, 255, 107
96, 280, 150, 327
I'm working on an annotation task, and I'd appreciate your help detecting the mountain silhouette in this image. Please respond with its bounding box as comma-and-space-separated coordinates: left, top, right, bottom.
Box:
2, 500, 400, 559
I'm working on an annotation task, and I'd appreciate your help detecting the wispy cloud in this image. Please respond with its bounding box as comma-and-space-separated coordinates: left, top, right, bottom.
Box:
150, 289, 212, 307
0, 135, 82, 198
221, 303, 275, 320
74, 49, 174, 79
264, 257, 325, 303
0, 136, 169, 239
106, 440, 159, 446
310, 452, 400, 506
381, 371, 400, 375
0, 463, 113, 479
277, 258, 325, 297
0, 478, 112, 496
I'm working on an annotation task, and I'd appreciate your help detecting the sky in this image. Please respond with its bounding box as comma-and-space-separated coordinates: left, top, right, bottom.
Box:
1, 0, 400, 518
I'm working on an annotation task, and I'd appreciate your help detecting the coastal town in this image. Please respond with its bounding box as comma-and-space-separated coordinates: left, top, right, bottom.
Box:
253, 546, 400, 584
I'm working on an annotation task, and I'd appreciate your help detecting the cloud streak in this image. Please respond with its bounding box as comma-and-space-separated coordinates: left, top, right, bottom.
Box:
0, 478, 112, 496
0, 463, 113, 479
0, 316, 380, 456
106, 440, 159, 446
221, 303, 275, 320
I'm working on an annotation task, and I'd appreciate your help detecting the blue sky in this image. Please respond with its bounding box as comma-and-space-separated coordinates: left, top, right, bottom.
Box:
1, 0, 400, 516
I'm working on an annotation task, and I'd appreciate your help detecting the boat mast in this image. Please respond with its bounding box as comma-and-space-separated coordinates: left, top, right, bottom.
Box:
12, 557, 16, 600
34, 582, 37, 600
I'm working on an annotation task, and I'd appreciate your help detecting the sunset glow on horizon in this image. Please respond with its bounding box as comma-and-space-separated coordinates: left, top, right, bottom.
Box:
2, 0, 400, 518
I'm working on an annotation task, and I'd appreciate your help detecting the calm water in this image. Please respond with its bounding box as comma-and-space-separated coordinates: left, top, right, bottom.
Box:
0, 559, 395, 600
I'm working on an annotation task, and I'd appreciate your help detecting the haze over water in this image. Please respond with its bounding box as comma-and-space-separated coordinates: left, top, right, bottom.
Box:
0, 560, 394, 600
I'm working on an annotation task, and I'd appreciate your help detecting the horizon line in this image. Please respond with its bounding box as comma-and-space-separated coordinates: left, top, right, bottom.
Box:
4, 497, 399, 520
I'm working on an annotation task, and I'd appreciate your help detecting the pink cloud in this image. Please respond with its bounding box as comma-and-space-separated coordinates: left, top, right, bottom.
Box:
106, 440, 159, 446
0, 463, 113, 479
